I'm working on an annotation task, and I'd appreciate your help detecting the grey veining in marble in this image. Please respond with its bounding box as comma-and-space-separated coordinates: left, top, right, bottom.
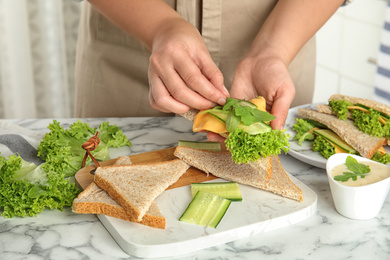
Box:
0, 117, 389, 260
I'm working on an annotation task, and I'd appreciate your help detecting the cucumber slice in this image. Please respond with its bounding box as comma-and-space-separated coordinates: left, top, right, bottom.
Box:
237, 121, 272, 135
303, 119, 328, 129
207, 110, 229, 123
313, 129, 358, 154
191, 182, 242, 201
236, 99, 257, 108
178, 140, 222, 151
179, 191, 231, 228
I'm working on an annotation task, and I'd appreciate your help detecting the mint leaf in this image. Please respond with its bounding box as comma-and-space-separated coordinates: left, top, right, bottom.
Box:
333, 156, 370, 182
345, 156, 370, 175
334, 171, 361, 182
221, 97, 275, 127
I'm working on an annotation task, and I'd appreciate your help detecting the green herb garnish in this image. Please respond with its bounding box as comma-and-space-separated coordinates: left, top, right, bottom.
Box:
222, 98, 275, 128
333, 156, 370, 182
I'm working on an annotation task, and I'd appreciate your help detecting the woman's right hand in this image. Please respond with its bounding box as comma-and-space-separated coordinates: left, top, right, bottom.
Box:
148, 18, 229, 114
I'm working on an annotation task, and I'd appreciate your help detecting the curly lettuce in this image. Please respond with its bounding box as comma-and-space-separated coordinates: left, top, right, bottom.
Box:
329, 99, 352, 120
292, 118, 316, 145
225, 128, 290, 164
0, 154, 80, 218
351, 109, 390, 139
371, 151, 390, 165
312, 135, 335, 159
37, 120, 132, 178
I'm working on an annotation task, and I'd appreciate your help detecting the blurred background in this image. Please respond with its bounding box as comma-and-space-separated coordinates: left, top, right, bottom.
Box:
0, 0, 388, 119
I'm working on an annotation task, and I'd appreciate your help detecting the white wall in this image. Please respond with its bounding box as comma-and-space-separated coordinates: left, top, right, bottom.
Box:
313, 0, 388, 103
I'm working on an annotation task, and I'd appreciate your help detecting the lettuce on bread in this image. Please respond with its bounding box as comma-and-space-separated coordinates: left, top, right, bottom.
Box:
294, 108, 390, 165
192, 97, 290, 164
321, 94, 390, 141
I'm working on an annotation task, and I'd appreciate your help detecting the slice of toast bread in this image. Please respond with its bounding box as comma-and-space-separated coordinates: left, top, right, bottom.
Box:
329, 94, 390, 116
174, 146, 303, 202
94, 159, 189, 222
72, 156, 166, 228
72, 182, 166, 228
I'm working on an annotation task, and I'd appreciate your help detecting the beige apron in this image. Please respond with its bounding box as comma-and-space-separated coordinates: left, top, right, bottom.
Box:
74, 0, 316, 118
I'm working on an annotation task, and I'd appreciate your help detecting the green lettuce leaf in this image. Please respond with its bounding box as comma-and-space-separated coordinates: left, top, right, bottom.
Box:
371, 151, 390, 165
37, 120, 131, 178
329, 99, 352, 120
292, 118, 316, 145
0, 154, 80, 218
225, 128, 290, 164
312, 135, 335, 159
351, 109, 390, 139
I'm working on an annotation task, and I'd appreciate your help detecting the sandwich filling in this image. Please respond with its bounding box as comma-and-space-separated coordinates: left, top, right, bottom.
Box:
293, 117, 390, 164
329, 99, 390, 139
193, 97, 290, 164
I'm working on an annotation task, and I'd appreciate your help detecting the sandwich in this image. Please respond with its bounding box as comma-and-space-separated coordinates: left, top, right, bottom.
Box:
318, 94, 390, 144
181, 96, 290, 178
93, 159, 189, 222
72, 156, 166, 229
293, 108, 390, 164
174, 146, 303, 202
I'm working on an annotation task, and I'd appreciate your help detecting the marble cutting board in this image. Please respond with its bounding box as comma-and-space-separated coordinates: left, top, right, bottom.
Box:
75, 148, 318, 258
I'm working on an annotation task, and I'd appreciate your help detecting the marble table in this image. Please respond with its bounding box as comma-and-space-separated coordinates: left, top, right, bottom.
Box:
0, 116, 388, 260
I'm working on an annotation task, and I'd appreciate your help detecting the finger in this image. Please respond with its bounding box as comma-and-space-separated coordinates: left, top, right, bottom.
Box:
174, 53, 227, 105
206, 131, 226, 142
151, 55, 218, 111
269, 95, 294, 130
196, 52, 229, 97
148, 70, 190, 114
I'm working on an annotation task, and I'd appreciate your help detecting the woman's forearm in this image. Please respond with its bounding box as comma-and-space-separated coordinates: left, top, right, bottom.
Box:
87, 0, 185, 50
248, 0, 344, 65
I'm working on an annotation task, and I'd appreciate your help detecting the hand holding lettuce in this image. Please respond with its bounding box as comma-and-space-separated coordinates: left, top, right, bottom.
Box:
0, 120, 131, 218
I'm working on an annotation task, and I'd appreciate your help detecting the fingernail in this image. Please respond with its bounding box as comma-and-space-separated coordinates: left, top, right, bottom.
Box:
217, 97, 226, 105
222, 85, 230, 96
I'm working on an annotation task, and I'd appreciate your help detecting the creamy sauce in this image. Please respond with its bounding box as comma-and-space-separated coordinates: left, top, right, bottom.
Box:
331, 161, 390, 187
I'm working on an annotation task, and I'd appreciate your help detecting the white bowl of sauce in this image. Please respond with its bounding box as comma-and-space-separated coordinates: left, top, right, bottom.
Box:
326, 154, 390, 220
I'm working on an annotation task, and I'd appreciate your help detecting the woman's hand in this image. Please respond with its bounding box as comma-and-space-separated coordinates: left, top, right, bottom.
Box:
230, 54, 295, 130
148, 18, 228, 114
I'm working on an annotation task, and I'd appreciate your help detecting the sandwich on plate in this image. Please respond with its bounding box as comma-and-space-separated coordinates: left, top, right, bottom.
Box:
72, 156, 189, 229
292, 96, 390, 164
318, 94, 390, 145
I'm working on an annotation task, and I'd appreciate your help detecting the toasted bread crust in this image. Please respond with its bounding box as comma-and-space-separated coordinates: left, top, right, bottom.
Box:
174, 146, 303, 202
94, 159, 189, 222
329, 94, 390, 116
72, 183, 165, 229
298, 108, 387, 159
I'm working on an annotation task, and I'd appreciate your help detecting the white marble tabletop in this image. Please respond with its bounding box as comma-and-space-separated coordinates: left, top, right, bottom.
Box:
0, 116, 389, 260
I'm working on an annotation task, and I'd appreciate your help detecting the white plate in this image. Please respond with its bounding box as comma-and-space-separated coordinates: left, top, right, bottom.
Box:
98, 177, 317, 258
285, 103, 390, 169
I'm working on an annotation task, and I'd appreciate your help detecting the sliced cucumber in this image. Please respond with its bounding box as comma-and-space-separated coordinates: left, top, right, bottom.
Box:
236, 99, 257, 108
191, 182, 242, 201
313, 129, 358, 154
178, 140, 221, 151
207, 110, 229, 123
303, 119, 328, 129
238, 121, 272, 135
179, 190, 231, 228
